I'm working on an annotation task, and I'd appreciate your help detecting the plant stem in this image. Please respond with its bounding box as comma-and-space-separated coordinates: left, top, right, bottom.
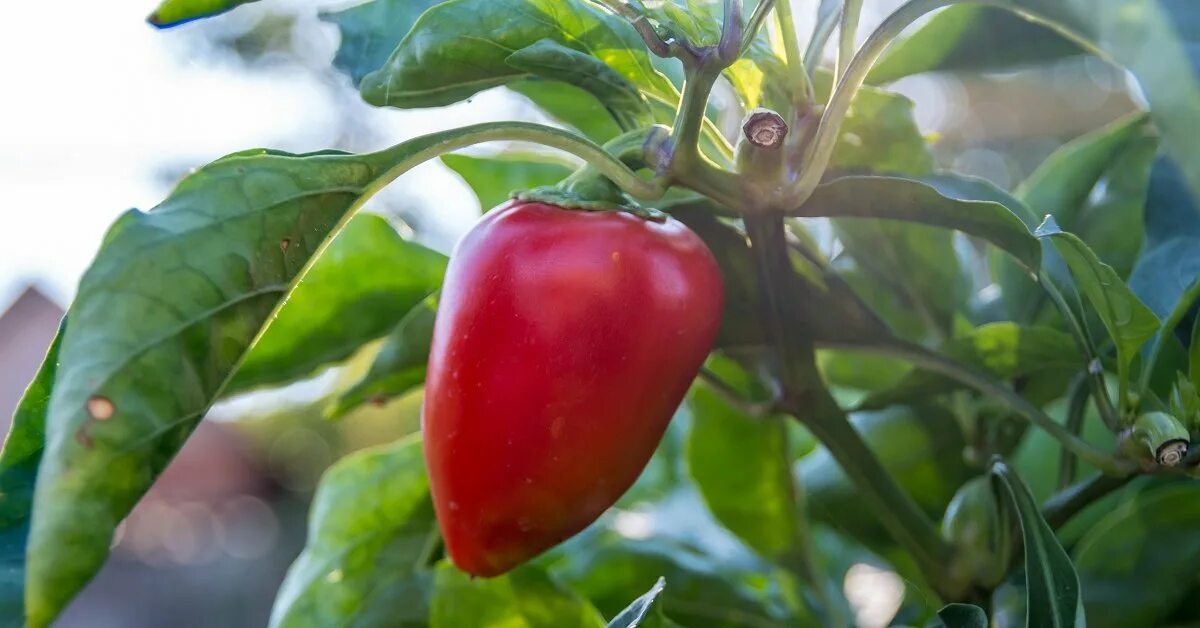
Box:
1039, 272, 1121, 430
1057, 373, 1091, 490
788, 0, 965, 206
1139, 278, 1200, 394
744, 213, 960, 600
1042, 471, 1134, 529
836, 0, 863, 83
740, 0, 777, 55
773, 0, 813, 110
822, 338, 1137, 477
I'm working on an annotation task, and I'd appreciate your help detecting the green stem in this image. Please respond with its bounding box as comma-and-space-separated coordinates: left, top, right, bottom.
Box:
773, 0, 813, 110
744, 213, 959, 600
1042, 472, 1133, 529
804, 1, 841, 78
836, 0, 863, 83
1041, 271, 1121, 429
1057, 374, 1091, 490
822, 338, 1137, 476
1139, 279, 1200, 395
740, 0, 777, 55
788, 0, 967, 205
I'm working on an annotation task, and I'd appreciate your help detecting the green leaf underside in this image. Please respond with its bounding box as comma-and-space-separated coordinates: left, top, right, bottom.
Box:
328, 295, 439, 419
505, 39, 655, 133
360, 0, 676, 109
860, 322, 1080, 410
990, 460, 1081, 628
269, 436, 436, 627
867, 5, 1082, 84
147, 0, 259, 27
510, 81, 627, 143
431, 564, 606, 628
799, 175, 1040, 270
1036, 217, 1160, 405
0, 325, 63, 626
442, 153, 575, 212
687, 356, 796, 557
321, 0, 446, 87
24, 122, 590, 627
606, 578, 668, 628
227, 213, 447, 394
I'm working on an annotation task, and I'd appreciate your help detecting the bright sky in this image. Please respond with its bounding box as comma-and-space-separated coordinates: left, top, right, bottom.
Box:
0, 0, 544, 312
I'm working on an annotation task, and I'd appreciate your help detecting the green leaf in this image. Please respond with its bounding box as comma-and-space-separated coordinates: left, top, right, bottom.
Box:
509, 81, 626, 143
606, 578, 669, 628
1036, 216, 1160, 406
361, 0, 675, 109
798, 406, 972, 548
989, 459, 1082, 628
687, 356, 796, 558
998, 0, 1200, 199
860, 323, 1081, 411
146, 0, 258, 27
834, 220, 964, 337
867, 6, 1082, 85
1017, 113, 1152, 233
812, 72, 934, 176
798, 174, 1041, 270
430, 563, 605, 628
1000, 113, 1155, 322
228, 213, 447, 394
1129, 156, 1200, 326
320, 0, 445, 86
327, 294, 439, 419
23, 123, 549, 627
268, 435, 436, 627
505, 39, 655, 133
442, 152, 575, 212
937, 603, 989, 628
0, 324, 63, 626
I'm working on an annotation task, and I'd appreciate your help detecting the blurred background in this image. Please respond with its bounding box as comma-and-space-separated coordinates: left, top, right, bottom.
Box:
0, 0, 1138, 625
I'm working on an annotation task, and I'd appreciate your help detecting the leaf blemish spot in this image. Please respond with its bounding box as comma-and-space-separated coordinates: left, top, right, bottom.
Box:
280, 238, 291, 252
87, 396, 116, 420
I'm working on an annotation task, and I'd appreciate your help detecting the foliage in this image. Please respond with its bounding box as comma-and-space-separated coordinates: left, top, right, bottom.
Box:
6, 0, 1200, 625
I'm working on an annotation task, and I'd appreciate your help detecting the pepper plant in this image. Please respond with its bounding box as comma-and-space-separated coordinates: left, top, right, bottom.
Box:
4, 0, 1200, 626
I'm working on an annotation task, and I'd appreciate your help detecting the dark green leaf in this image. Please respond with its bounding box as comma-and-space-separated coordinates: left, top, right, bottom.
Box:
269, 435, 436, 627
1130, 156, 1200, 330
798, 406, 972, 547
506, 39, 654, 133
687, 356, 796, 558
867, 6, 1082, 84
860, 323, 1081, 410
990, 459, 1081, 628
327, 294, 438, 419
606, 578, 668, 628
361, 0, 675, 109
834, 220, 964, 337
1036, 216, 1160, 403
0, 325, 63, 626
147, 0, 258, 28
1071, 481, 1200, 627
431, 563, 605, 628
937, 603, 989, 628
442, 153, 575, 212
997, 0, 1200, 198
228, 214, 447, 393
798, 174, 1040, 269
23, 123, 535, 627
320, 0, 444, 86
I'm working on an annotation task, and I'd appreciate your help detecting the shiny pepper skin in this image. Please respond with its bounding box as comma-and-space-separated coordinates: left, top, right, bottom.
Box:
423, 200, 724, 577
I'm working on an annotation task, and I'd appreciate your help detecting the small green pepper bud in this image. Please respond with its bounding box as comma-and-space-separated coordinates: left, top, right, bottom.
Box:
942, 476, 1011, 588
1120, 411, 1190, 467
